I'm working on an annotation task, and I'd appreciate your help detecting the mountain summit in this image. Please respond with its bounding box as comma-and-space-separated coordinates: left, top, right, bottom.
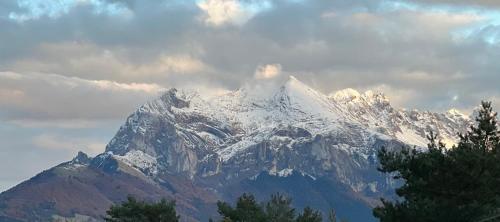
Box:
0, 76, 470, 221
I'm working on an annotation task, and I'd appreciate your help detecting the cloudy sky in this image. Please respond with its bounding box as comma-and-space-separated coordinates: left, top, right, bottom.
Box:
1, 0, 500, 191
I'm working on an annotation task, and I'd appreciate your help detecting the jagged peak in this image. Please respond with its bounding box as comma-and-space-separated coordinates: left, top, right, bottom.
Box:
70, 151, 91, 165
159, 88, 181, 100
331, 88, 361, 102
142, 87, 190, 113
363, 90, 386, 98
280, 75, 326, 97
274, 75, 331, 106
331, 88, 389, 105
284, 75, 301, 85
363, 90, 390, 105
234, 75, 326, 105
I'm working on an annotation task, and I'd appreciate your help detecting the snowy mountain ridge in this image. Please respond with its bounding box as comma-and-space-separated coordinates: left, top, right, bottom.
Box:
111, 75, 468, 163
98, 75, 473, 201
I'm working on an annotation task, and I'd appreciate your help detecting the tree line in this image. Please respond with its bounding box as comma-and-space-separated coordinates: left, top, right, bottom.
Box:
374, 101, 500, 222
105, 193, 342, 222
106, 101, 500, 222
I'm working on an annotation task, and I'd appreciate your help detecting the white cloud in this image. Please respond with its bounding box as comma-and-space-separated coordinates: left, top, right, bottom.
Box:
7, 42, 209, 83
411, 11, 484, 28
89, 80, 162, 93
0, 71, 163, 92
412, 0, 500, 8
0, 71, 164, 120
134, 55, 208, 75
197, 0, 249, 26
254, 64, 282, 79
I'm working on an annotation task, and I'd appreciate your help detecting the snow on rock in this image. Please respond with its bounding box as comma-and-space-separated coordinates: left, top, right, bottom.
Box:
106, 75, 470, 174
395, 126, 429, 147
269, 168, 294, 177
332, 88, 361, 102
329, 88, 469, 149
447, 108, 470, 120
114, 150, 158, 176
267, 168, 317, 180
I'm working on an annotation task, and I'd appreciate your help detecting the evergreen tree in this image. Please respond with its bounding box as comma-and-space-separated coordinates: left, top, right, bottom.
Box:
374, 101, 500, 222
327, 209, 337, 222
461, 101, 499, 152
265, 193, 295, 222
216, 193, 334, 222
217, 193, 267, 222
296, 207, 322, 222
105, 196, 179, 222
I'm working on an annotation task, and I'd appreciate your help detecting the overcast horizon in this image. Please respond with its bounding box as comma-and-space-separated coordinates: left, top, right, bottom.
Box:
1, 0, 500, 192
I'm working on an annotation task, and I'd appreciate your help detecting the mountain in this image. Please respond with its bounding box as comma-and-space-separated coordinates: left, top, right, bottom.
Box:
0, 76, 470, 221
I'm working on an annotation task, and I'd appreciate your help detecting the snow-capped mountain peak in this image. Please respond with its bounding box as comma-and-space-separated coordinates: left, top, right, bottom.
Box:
270, 75, 339, 119
331, 88, 389, 106
106, 75, 470, 180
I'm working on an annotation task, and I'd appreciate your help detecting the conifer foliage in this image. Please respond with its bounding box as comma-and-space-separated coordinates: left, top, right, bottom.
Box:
216, 193, 327, 222
296, 207, 322, 222
374, 101, 500, 222
216, 193, 267, 222
106, 193, 334, 222
105, 196, 179, 222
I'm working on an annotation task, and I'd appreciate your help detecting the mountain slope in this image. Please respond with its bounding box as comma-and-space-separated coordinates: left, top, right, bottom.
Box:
0, 76, 470, 221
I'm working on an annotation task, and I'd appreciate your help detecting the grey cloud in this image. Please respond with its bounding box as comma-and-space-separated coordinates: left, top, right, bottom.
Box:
0, 0, 200, 62
0, 72, 162, 121
189, 1, 500, 110
0, 0, 499, 112
408, 0, 500, 8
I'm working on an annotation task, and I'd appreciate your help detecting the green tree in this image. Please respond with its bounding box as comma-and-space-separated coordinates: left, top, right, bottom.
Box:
327, 209, 338, 222
265, 193, 295, 222
217, 193, 335, 222
105, 196, 179, 222
374, 101, 500, 222
296, 207, 322, 222
217, 193, 267, 222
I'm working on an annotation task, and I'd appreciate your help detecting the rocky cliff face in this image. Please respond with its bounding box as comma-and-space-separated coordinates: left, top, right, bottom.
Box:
105, 76, 469, 193
0, 76, 470, 221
